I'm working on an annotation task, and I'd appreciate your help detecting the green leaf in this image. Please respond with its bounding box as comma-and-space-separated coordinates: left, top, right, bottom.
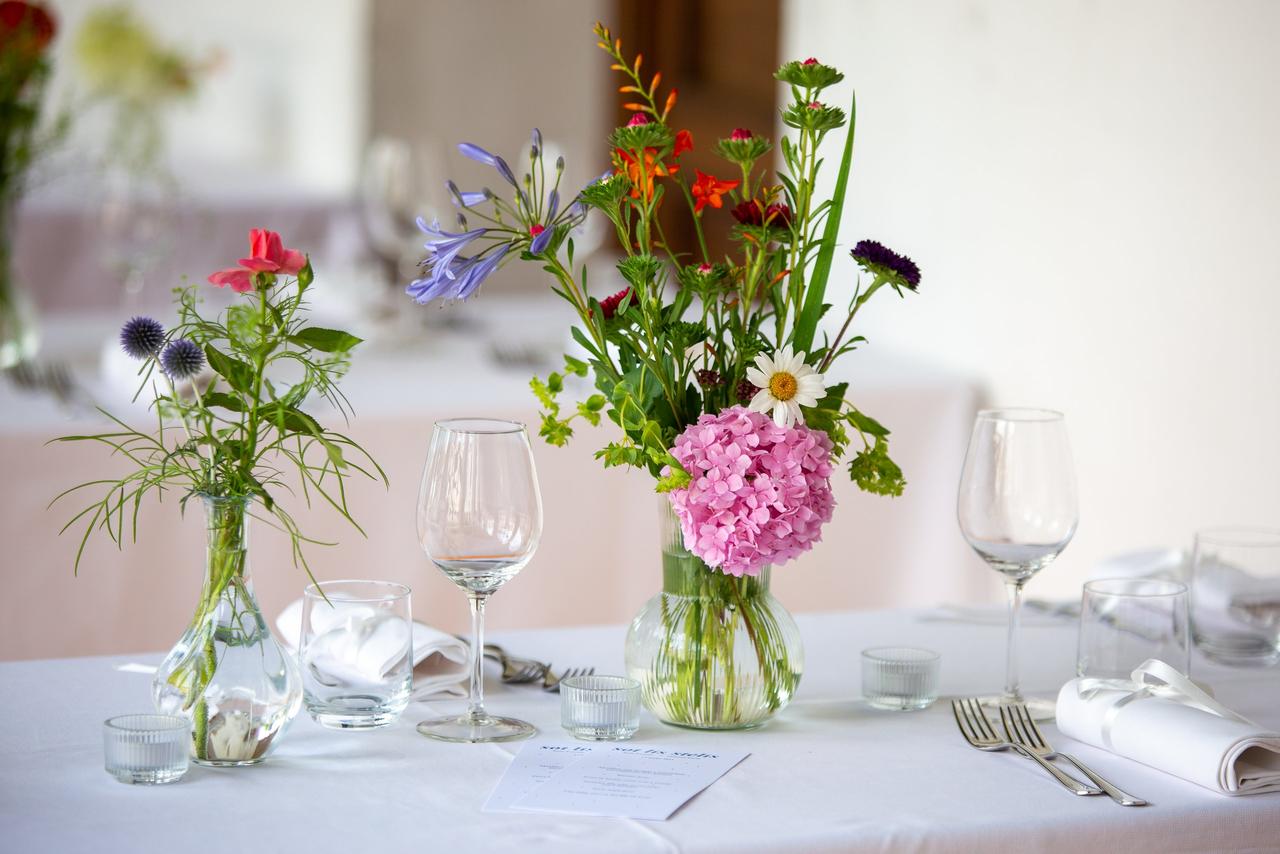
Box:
794, 88, 856, 355
848, 436, 906, 497
654, 456, 691, 493
848, 408, 889, 438
563, 355, 588, 377
538, 413, 573, 446
201, 391, 246, 413
529, 376, 559, 413
204, 345, 255, 395
289, 326, 362, 353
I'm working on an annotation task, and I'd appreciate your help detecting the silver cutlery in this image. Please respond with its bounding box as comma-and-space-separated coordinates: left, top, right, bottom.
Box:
542, 666, 595, 693
1000, 702, 1147, 806
481, 644, 549, 684
952, 698, 1103, 796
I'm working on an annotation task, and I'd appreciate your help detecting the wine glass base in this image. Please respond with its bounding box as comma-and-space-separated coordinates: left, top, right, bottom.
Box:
416, 712, 537, 744
977, 694, 1057, 722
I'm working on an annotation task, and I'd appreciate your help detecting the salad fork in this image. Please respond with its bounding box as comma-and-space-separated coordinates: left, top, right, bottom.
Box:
1000, 702, 1147, 806
952, 698, 1102, 796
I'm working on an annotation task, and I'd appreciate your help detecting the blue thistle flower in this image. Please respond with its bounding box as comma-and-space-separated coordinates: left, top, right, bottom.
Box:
119, 316, 165, 359
850, 240, 921, 292
160, 339, 205, 379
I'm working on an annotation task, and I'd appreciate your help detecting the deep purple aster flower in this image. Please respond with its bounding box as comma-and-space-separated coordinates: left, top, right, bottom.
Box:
458, 142, 517, 187
850, 240, 921, 291
160, 339, 205, 379
119, 316, 165, 359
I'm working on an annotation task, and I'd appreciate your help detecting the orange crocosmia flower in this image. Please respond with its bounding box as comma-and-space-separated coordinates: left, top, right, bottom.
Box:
691, 169, 740, 213
616, 147, 676, 200
673, 129, 693, 158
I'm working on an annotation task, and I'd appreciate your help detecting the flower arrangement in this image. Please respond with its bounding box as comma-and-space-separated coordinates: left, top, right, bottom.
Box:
53, 229, 383, 762
407, 23, 920, 727
409, 24, 919, 576
0, 0, 60, 366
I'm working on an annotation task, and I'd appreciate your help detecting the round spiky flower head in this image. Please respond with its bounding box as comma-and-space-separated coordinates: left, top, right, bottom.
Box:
851, 240, 921, 292
119, 316, 165, 359
160, 339, 205, 379
610, 120, 672, 153
774, 58, 844, 91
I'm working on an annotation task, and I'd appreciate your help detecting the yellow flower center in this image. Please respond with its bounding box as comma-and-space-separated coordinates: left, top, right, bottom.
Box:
769, 371, 798, 401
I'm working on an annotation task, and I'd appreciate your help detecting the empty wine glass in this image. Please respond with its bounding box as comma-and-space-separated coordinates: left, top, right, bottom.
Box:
415, 419, 543, 742
958, 408, 1078, 719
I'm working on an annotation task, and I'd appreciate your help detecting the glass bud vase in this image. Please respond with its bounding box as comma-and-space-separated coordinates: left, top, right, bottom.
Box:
0, 206, 39, 369
624, 502, 804, 729
153, 495, 301, 765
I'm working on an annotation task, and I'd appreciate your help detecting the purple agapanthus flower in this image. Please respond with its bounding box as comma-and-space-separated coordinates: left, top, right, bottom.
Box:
530, 225, 554, 255
546, 189, 560, 221
446, 180, 488, 208
416, 217, 488, 271
458, 143, 517, 187
407, 243, 510, 303
850, 239, 921, 291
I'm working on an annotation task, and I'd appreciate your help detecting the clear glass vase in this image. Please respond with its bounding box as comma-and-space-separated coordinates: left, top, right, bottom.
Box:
624, 502, 804, 729
153, 495, 301, 765
0, 207, 39, 369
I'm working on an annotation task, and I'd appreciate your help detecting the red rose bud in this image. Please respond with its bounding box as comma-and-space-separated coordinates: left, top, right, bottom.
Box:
766, 204, 793, 228
729, 128, 753, 141
802, 57, 819, 65
626, 112, 650, 127
730, 200, 764, 226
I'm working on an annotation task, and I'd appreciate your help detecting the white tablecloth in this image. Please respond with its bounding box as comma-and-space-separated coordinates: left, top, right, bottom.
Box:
0, 309, 987, 660
2, 610, 1277, 853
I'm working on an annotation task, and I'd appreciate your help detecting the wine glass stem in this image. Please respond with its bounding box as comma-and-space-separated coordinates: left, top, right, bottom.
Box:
467, 593, 488, 720
1004, 579, 1025, 700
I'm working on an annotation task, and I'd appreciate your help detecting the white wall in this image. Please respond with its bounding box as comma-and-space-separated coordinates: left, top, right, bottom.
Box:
782, 0, 1280, 597
43, 0, 369, 197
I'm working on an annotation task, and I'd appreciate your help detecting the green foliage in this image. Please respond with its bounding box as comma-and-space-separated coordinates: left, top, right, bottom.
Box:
848, 436, 907, 497
51, 273, 386, 579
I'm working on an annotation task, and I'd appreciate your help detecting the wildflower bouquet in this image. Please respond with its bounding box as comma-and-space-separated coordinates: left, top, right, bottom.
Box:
53, 229, 384, 763
409, 23, 919, 727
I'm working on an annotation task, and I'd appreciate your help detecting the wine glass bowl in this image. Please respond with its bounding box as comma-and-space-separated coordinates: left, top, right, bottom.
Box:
415, 418, 543, 743
958, 408, 1078, 717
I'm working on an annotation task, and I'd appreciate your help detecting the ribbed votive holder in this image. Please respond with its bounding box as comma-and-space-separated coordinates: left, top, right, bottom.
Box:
561, 675, 641, 740
861, 647, 940, 711
103, 714, 190, 785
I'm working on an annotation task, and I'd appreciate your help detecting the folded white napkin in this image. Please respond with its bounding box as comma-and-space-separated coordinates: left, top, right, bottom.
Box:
1056, 659, 1280, 795
277, 599, 469, 699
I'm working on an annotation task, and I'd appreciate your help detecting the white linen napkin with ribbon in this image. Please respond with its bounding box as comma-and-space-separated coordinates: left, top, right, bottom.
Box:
277, 599, 469, 699
1056, 659, 1280, 795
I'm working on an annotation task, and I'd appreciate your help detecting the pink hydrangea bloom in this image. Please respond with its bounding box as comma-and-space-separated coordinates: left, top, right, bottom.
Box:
667, 406, 835, 577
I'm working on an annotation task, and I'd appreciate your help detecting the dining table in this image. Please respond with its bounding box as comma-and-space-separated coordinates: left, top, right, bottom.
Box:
3, 607, 1277, 853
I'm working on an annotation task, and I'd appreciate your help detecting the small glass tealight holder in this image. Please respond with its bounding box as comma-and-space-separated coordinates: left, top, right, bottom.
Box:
561, 675, 641, 741
104, 714, 190, 785
861, 647, 940, 711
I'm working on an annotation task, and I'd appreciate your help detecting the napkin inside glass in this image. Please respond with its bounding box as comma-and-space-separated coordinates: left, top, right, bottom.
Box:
277, 599, 468, 699
1056, 678, 1280, 795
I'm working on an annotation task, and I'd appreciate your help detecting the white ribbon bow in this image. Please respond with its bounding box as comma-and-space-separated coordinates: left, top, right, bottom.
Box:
1077, 658, 1255, 751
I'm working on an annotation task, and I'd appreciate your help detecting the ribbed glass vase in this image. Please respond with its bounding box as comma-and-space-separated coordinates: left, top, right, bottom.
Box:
624, 502, 803, 729
152, 495, 301, 765
0, 204, 39, 369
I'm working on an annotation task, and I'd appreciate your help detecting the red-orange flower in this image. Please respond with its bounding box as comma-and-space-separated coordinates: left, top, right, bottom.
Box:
614, 129, 692, 200
691, 169, 740, 214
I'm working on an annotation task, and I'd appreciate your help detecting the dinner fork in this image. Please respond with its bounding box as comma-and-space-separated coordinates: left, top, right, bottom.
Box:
952, 698, 1102, 796
542, 666, 595, 693
1000, 703, 1148, 806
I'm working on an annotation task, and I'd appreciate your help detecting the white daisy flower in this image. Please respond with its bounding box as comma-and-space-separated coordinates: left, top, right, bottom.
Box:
745, 347, 827, 428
